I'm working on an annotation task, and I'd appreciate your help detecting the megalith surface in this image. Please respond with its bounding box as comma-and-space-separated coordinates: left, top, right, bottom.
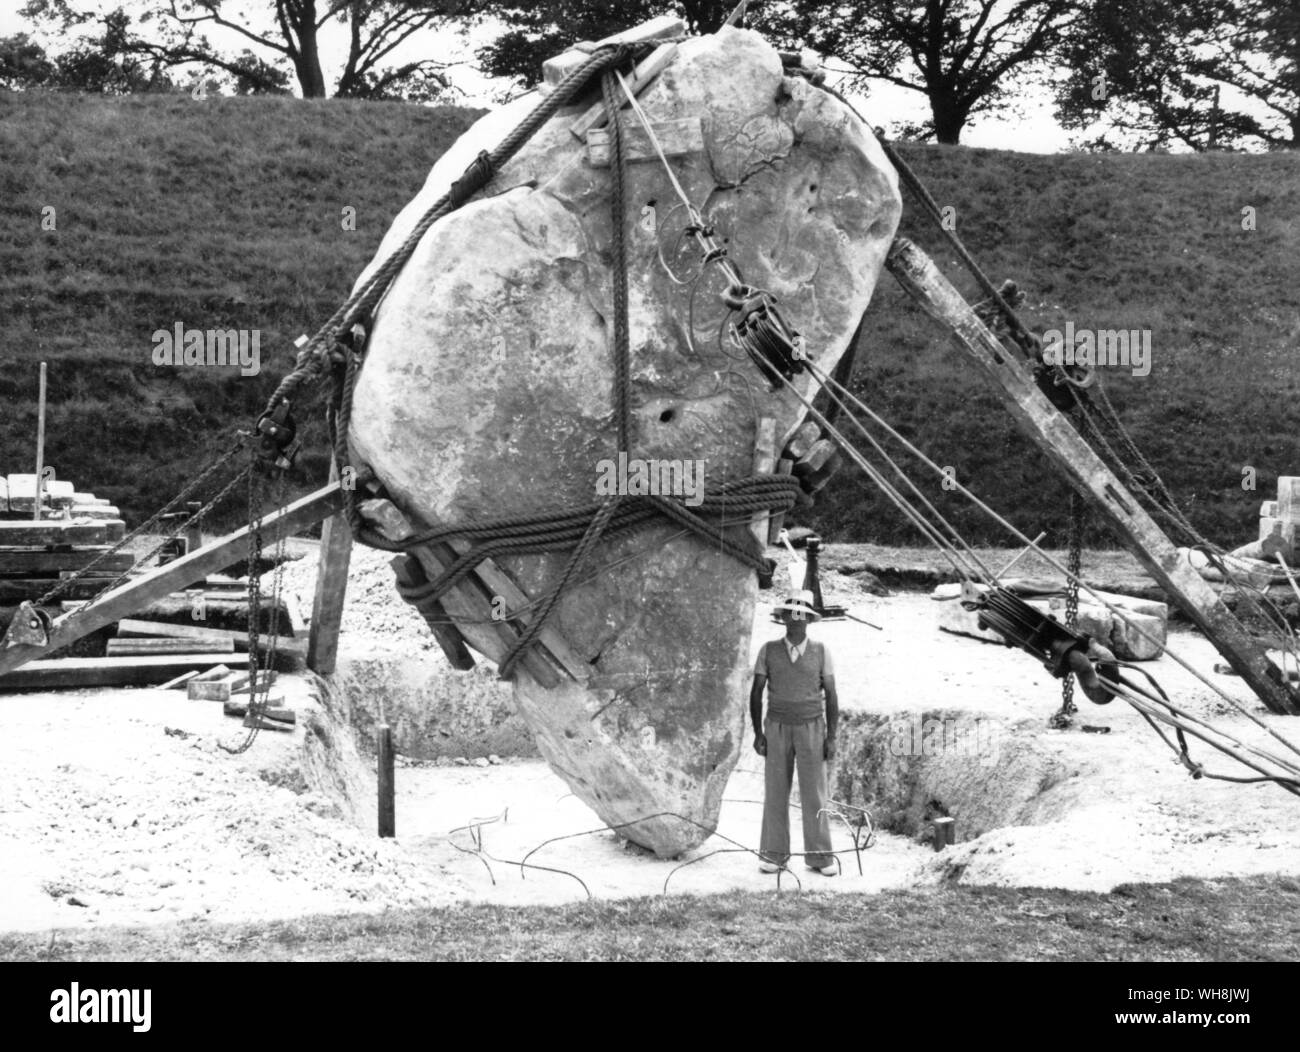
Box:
349, 27, 901, 855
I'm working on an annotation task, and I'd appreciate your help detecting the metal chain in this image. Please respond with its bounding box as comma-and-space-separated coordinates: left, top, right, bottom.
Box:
221, 456, 266, 755
34, 435, 247, 606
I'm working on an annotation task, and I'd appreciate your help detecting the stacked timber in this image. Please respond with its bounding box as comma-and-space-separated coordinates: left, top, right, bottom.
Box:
0, 472, 127, 604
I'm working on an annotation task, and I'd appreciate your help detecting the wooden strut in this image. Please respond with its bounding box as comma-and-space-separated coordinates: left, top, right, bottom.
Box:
359, 497, 590, 690
886, 237, 1300, 716
0, 483, 346, 680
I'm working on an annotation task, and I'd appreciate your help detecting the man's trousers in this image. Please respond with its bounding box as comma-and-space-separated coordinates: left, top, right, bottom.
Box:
760, 715, 833, 870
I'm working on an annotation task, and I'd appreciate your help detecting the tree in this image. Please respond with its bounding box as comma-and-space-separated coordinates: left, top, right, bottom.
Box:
20, 0, 466, 99
0, 34, 56, 89
472, 1, 734, 86
756, 0, 1079, 144
0, 12, 176, 92
1055, 0, 1298, 151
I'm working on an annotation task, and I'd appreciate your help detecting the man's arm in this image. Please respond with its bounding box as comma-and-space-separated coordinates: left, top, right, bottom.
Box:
750, 674, 767, 755
823, 676, 838, 760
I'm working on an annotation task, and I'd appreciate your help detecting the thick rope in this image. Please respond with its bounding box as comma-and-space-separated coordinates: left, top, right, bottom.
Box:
603, 70, 634, 454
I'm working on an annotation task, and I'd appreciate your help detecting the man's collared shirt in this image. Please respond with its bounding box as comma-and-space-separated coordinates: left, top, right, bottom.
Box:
785, 639, 806, 665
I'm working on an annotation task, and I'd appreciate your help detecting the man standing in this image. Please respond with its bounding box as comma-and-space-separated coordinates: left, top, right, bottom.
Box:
750, 589, 839, 875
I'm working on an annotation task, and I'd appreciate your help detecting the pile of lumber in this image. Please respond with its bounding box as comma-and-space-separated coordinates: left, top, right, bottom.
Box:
167, 666, 296, 732
0, 473, 128, 604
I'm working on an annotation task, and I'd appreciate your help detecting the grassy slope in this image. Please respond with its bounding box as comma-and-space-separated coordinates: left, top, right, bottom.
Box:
0, 91, 1296, 542
0, 91, 481, 529
826, 145, 1300, 546
3, 876, 1297, 961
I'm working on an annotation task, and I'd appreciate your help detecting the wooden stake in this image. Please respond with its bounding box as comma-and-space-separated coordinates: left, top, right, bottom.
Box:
32, 362, 46, 523
377, 723, 395, 838
751, 417, 776, 546
307, 460, 353, 676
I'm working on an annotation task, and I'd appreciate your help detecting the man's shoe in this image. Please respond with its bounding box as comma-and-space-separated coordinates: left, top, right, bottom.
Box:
758, 860, 781, 873
806, 863, 836, 876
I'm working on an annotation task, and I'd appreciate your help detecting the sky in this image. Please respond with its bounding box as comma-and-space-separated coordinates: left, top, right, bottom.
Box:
0, 1, 1127, 154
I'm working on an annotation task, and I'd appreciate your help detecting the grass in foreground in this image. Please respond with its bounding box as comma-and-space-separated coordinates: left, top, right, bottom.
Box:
4, 876, 1299, 962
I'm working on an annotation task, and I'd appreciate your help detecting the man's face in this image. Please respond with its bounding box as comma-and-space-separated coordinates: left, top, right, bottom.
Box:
780, 610, 809, 640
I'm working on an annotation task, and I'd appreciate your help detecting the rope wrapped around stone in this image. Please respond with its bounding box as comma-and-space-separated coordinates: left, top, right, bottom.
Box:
380, 474, 805, 680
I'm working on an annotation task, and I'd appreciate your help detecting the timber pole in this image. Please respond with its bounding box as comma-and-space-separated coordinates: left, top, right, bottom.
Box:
32, 362, 46, 522
306, 460, 353, 676
886, 237, 1300, 716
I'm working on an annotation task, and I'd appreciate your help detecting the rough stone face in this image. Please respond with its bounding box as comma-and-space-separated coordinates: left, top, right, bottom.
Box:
348, 28, 901, 855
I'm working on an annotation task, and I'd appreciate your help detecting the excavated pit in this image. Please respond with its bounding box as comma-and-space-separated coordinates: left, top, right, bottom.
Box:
277, 544, 1300, 894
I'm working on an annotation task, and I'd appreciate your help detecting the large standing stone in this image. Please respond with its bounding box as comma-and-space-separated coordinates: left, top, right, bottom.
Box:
348, 27, 902, 855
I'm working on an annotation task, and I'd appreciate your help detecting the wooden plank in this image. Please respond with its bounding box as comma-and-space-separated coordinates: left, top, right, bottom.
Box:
390, 555, 476, 670
5, 474, 74, 512
191, 664, 234, 683
307, 460, 353, 677
68, 504, 120, 520
0, 548, 134, 574
751, 416, 777, 547
223, 700, 294, 723
114, 618, 299, 656
116, 618, 240, 645
0, 578, 116, 602
587, 117, 703, 168
0, 521, 111, 546
544, 14, 683, 87
571, 42, 679, 139
886, 237, 1300, 715
189, 679, 233, 701
359, 498, 562, 688
445, 537, 590, 685
160, 670, 200, 690
0, 483, 343, 678
107, 637, 234, 656
0, 652, 248, 691
767, 458, 795, 545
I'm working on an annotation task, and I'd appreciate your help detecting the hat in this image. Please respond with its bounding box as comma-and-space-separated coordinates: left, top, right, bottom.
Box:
771, 589, 821, 621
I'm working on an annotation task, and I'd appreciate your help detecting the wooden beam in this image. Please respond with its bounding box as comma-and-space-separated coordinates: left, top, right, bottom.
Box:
0, 521, 117, 546
0, 578, 118, 602
390, 554, 476, 670
32, 362, 46, 522
0, 483, 343, 678
886, 237, 1300, 715
587, 117, 703, 168
359, 498, 563, 688
0, 548, 134, 574
115, 618, 284, 648
751, 416, 777, 546
307, 462, 353, 676
767, 459, 795, 545
0, 652, 248, 691
445, 537, 590, 685
544, 14, 682, 88
107, 637, 235, 656
570, 42, 679, 140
